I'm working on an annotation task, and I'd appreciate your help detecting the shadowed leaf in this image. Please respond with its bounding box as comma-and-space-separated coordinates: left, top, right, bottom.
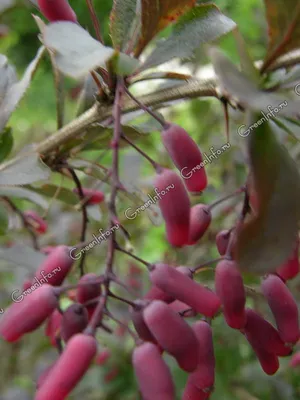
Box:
110, 0, 137, 50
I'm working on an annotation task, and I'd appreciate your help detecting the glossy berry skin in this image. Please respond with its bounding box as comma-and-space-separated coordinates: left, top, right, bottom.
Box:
73, 188, 105, 205
35, 334, 97, 400
188, 205, 211, 245
247, 339, 280, 375
183, 377, 211, 400
243, 309, 291, 357
76, 273, 101, 305
162, 123, 207, 193
143, 284, 175, 303
276, 238, 299, 281
37, 0, 77, 23
215, 260, 246, 329
150, 264, 221, 317
261, 274, 300, 344
215, 230, 231, 256
34, 245, 73, 286
45, 309, 63, 346
130, 300, 158, 344
24, 210, 47, 234
154, 169, 190, 247
0, 285, 58, 342
189, 321, 215, 391
61, 303, 89, 342
143, 300, 199, 372
132, 342, 175, 400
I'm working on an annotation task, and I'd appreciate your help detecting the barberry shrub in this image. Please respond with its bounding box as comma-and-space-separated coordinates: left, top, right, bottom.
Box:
0, 0, 300, 399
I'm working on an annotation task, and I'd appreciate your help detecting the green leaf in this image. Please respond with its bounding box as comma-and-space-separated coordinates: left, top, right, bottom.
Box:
0, 151, 50, 186
0, 186, 48, 208
108, 51, 140, 76
209, 47, 300, 119
0, 46, 45, 131
273, 117, 300, 141
0, 202, 8, 235
27, 184, 79, 206
263, 1, 300, 70
142, 4, 236, 70
110, 0, 137, 50
235, 113, 300, 274
0, 127, 13, 163
135, 0, 197, 57
42, 22, 114, 79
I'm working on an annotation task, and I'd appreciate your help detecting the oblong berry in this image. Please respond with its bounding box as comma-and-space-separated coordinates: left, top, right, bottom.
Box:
245, 334, 279, 375
61, 303, 89, 342
189, 321, 215, 391
243, 309, 291, 356
143, 300, 199, 372
45, 309, 63, 346
215, 260, 246, 329
162, 123, 207, 193
0, 285, 58, 342
132, 342, 175, 400
76, 273, 102, 305
188, 205, 211, 245
73, 188, 105, 205
24, 210, 47, 234
37, 0, 78, 23
154, 169, 190, 247
35, 334, 97, 400
183, 377, 211, 400
261, 274, 300, 344
215, 229, 231, 256
276, 238, 299, 281
130, 300, 157, 344
150, 264, 221, 317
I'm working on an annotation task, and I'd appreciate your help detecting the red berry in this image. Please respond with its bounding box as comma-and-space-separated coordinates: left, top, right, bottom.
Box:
35, 334, 97, 400
276, 238, 299, 281
162, 123, 207, 193
189, 321, 215, 391
143, 300, 199, 372
37, 0, 77, 22
289, 352, 300, 368
130, 300, 158, 344
73, 188, 105, 205
215, 229, 231, 256
261, 274, 300, 344
183, 377, 211, 400
0, 285, 58, 342
168, 300, 196, 317
249, 342, 279, 375
132, 342, 175, 400
143, 284, 175, 304
243, 309, 292, 356
24, 210, 47, 234
34, 245, 74, 286
154, 169, 190, 247
76, 273, 101, 305
150, 264, 221, 317
187, 205, 211, 245
45, 309, 62, 346
215, 260, 246, 329
61, 303, 89, 342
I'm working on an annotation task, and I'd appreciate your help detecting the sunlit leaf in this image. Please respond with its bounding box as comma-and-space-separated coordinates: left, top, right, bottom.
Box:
0, 187, 48, 208
142, 4, 236, 70
209, 47, 300, 119
263, 1, 300, 70
0, 127, 13, 163
0, 46, 45, 131
135, 0, 196, 57
110, 0, 137, 50
0, 152, 50, 186
234, 113, 300, 274
42, 22, 114, 79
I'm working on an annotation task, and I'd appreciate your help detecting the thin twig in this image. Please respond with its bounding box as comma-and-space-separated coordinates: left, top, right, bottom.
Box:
85, 0, 104, 43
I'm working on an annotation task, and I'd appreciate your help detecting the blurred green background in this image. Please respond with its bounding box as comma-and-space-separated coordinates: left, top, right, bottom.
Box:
1, 1, 300, 399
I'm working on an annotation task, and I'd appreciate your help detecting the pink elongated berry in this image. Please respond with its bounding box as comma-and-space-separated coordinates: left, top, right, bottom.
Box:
168, 300, 197, 317
188, 205, 211, 245
243, 309, 292, 356
24, 210, 47, 234
189, 321, 215, 391
0, 284, 58, 342
154, 169, 190, 247
73, 188, 105, 205
35, 333, 97, 400
183, 377, 211, 400
23, 278, 33, 291
143, 300, 199, 372
150, 264, 221, 317
162, 123, 207, 193
215, 260, 246, 329
249, 339, 279, 375
276, 238, 299, 281
132, 342, 175, 400
215, 230, 231, 255
76, 273, 102, 305
45, 309, 62, 346
289, 352, 300, 368
34, 245, 73, 286
61, 303, 89, 342
37, 0, 77, 22
130, 300, 157, 344
261, 274, 300, 344
143, 285, 175, 304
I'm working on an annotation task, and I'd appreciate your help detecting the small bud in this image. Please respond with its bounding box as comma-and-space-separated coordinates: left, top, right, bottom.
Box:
73, 188, 105, 205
